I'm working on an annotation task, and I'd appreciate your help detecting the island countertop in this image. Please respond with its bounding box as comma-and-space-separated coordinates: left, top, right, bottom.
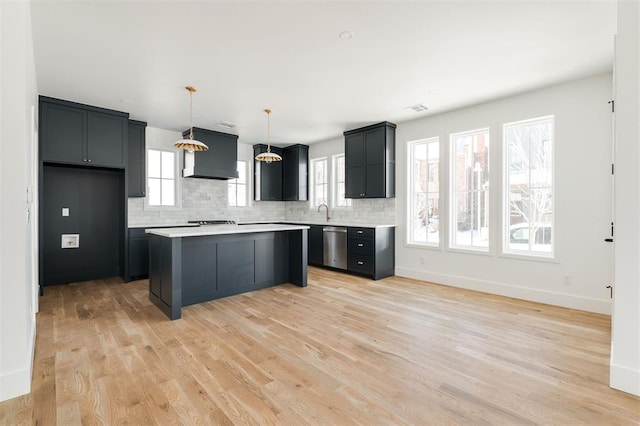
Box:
146, 223, 309, 238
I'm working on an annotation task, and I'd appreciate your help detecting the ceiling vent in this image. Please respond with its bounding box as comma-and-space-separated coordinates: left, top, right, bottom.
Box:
405, 103, 429, 112
217, 121, 236, 129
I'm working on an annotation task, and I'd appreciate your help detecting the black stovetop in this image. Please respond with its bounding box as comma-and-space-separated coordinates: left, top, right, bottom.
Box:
187, 220, 236, 225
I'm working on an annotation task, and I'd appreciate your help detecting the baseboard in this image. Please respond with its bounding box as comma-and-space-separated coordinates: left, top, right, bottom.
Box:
610, 363, 640, 396
395, 267, 611, 315
0, 316, 36, 402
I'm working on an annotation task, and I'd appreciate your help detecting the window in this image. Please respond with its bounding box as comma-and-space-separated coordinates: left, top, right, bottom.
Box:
407, 138, 440, 246
310, 157, 328, 207
228, 160, 248, 207
147, 149, 176, 206
450, 128, 490, 250
332, 154, 351, 208
504, 116, 554, 256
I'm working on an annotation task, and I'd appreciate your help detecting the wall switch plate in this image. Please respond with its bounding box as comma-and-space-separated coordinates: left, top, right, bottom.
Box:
61, 234, 79, 248
62, 208, 69, 217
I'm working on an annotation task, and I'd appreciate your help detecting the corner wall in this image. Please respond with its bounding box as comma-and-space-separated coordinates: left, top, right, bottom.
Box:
395, 73, 613, 315
0, 0, 39, 402
610, 0, 640, 396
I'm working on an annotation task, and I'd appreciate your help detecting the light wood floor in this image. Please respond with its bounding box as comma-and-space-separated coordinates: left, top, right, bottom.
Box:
1, 267, 639, 425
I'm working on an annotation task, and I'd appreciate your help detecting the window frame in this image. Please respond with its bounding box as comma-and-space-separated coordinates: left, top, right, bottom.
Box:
144, 147, 181, 210
448, 127, 491, 253
406, 137, 441, 248
502, 115, 555, 259
331, 153, 351, 209
228, 160, 250, 207
309, 157, 328, 209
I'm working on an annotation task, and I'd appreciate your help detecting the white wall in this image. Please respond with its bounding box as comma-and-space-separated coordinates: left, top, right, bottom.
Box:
0, 0, 39, 402
395, 74, 613, 315
611, 0, 640, 396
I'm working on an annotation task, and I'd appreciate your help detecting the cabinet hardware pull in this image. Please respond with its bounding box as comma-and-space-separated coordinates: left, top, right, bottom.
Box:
357, 231, 363, 234
357, 261, 364, 265
357, 243, 364, 247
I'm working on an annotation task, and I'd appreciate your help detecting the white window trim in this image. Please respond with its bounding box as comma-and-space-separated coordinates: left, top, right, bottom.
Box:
502, 115, 555, 259
448, 127, 491, 252
309, 157, 328, 209
228, 160, 251, 208
406, 137, 440, 248
331, 153, 352, 210
144, 147, 182, 211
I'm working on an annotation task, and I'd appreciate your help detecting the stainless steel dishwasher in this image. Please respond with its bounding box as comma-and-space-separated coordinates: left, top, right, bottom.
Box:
323, 226, 347, 269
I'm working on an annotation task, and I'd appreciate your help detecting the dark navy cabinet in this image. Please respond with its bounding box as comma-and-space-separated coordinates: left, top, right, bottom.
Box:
182, 127, 239, 179
346, 226, 395, 280
308, 225, 324, 266
254, 144, 284, 201
344, 121, 396, 199
40, 96, 128, 168
283, 144, 309, 201
254, 143, 308, 201
128, 120, 146, 197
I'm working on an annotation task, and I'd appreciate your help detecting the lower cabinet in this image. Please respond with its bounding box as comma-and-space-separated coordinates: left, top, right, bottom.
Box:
128, 228, 149, 280
308, 225, 324, 266
347, 226, 394, 280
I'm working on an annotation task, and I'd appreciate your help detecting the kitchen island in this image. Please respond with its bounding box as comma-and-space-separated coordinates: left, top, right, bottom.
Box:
147, 223, 309, 320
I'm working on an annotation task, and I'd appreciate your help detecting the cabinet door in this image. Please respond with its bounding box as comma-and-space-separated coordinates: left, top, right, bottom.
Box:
263, 161, 282, 200
345, 165, 364, 198
282, 145, 308, 201
308, 225, 323, 266
128, 230, 149, 278
363, 128, 386, 198
254, 145, 283, 201
345, 133, 364, 167
87, 111, 126, 168
41, 102, 86, 164
127, 121, 146, 197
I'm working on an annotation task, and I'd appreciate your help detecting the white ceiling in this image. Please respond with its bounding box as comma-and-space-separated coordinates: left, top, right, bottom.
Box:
30, 1, 616, 146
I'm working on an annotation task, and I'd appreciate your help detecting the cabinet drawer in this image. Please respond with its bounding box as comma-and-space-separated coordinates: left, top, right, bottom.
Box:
348, 237, 374, 256
348, 255, 374, 275
348, 227, 374, 239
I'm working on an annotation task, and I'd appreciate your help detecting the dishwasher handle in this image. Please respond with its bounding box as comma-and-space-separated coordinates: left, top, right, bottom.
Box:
323, 226, 347, 233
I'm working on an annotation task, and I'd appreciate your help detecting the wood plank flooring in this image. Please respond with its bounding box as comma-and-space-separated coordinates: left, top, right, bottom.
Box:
1, 267, 639, 425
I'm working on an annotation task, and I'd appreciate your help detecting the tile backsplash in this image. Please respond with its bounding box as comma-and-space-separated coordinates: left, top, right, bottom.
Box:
128, 177, 286, 226
285, 198, 396, 224
128, 177, 396, 226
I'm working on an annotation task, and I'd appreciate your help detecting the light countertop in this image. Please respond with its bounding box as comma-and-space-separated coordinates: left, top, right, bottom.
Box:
130, 220, 395, 229
242, 220, 396, 228
146, 223, 309, 238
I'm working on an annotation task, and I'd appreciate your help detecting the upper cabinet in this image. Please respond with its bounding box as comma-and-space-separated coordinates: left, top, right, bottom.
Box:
182, 127, 238, 180
253, 144, 309, 202
282, 144, 309, 201
128, 120, 147, 197
253, 144, 283, 201
40, 96, 128, 169
344, 121, 396, 199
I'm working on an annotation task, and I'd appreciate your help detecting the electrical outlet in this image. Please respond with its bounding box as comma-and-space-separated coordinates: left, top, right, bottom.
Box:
562, 274, 572, 286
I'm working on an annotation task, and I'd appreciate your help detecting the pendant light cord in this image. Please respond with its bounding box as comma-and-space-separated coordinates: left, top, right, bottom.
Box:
189, 89, 194, 141
265, 109, 272, 153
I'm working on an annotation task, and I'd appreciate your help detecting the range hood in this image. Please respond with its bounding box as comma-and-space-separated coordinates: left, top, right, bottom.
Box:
182, 127, 239, 180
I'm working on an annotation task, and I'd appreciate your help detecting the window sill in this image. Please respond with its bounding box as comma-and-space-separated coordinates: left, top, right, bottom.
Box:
447, 246, 492, 256
499, 251, 558, 263
405, 242, 441, 250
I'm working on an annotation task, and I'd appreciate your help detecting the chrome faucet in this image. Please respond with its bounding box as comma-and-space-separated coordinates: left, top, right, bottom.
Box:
317, 203, 330, 221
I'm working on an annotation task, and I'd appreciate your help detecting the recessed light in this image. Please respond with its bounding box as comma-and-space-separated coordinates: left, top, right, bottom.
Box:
339, 31, 353, 40
404, 103, 429, 112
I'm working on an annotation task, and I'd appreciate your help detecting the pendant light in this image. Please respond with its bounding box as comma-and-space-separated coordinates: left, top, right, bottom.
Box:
174, 86, 208, 152
255, 109, 282, 163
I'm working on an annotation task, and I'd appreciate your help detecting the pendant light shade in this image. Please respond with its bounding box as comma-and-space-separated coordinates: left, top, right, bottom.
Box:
255, 109, 282, 163
174, 86, 209, 152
